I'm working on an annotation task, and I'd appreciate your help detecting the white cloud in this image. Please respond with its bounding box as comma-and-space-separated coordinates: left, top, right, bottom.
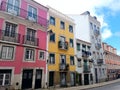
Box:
35, 0, 120, 40
102, 29, 112, 40
117, 50, 120, 55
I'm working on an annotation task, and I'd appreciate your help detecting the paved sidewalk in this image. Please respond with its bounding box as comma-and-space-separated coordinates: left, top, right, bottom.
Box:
43, 79, 120, 90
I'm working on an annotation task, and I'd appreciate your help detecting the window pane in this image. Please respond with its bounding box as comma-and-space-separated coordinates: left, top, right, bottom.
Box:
49, 54, 55, 64
5, 80, 10, 85
77, 43, 80, 51
60, 21, 65, 29
1, 46, 7, 59
0, 80, 2, 85
7, 47, 14, 59
25, 49, 34, 61
28, 6, 37, 21
50, 16, 55, 25
69, 25, 73, 32
50, 33, 55, 42
40, 52, 44, 59
70, 39, 73, 47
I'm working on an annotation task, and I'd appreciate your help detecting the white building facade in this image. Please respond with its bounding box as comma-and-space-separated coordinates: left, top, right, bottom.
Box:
69, 11, 107, 83
75, 39, 94, 85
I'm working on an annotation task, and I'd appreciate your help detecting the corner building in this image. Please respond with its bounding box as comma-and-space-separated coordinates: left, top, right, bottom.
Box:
0, 0, 48, 89
103, 43, 120, 80
47, 6, 76, 87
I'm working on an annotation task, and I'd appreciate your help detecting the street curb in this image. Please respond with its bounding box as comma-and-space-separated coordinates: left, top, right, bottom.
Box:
55, 79, 120, 90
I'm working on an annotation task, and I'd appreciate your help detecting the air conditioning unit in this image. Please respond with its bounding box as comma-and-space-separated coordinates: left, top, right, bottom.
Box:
8, 8, 17, 15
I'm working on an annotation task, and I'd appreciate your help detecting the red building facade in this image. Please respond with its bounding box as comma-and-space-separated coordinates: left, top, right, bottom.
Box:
0, 0, 48, 89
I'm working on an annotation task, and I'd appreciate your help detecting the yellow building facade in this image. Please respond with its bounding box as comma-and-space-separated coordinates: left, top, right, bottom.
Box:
47, 6, 76, 87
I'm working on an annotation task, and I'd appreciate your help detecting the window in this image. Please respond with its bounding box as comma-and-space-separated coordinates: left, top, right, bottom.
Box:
70, 56, 74, 65
25, 48, 34, 61
70, 39, 74, 47
82, 44, 86, 51
28, 5, 37, 22
90, 22, 93, 30
50, 16, 55, 25
5, 22, 17, 37
0, 70, 11, 86
7, 0, 19, 15
60, 21, 65, 29
77, 59, 81, 67
39, 51, 45, 60
27, 28, 36, 41
50, 33, 55, 42
77, 43, 80, 51
49, 53, 55, 64
0, 46, 14, 60
60, 55, 66, 64
94, 25, 96, 30
60, 36, 65, 42
69, 25, 73, 33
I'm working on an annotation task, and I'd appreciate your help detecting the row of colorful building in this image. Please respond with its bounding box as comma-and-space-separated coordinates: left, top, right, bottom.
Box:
0, 0, 120, 90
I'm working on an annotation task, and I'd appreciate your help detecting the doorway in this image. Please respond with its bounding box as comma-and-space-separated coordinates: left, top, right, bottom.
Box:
49, 71, 54, 86
34, 69, 42, 89
84, 74, 89, 85
22, 69, 33, 89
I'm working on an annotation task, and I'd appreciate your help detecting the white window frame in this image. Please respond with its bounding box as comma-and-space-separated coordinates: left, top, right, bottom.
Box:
0, 46, 14, 60
7, 0, 20, 15
0, 73, 11, 86
28, 5, 37, 22
49, 53, 55, 64
39, 50, 45, 60
25, 48, 35, 61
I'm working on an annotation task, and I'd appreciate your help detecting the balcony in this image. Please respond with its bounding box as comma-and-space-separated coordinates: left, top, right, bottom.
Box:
83, 65, 91, 73
95, 43, 101, 50
0, 30, 20, 43
82, 50, 91, 58
59, 63, 69, 71
94, 29, 100, 36
58, 41, 68, 50
23, 35, 39, 46
0, 1, 48, 27
97, 59, 103, 65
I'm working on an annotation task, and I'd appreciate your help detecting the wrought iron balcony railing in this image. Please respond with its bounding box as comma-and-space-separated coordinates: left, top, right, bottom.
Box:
82, 50, 91, 58
94, 29, 100, 36
23, 35, 39, 46
58, 41, 68, 50
59, 63, 69, 71
0, 1, 48, 27
95, 43, 101, 50
0, 30, 20, 43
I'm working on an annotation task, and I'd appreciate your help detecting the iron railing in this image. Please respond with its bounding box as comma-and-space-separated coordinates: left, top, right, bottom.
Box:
59, 63, 69, 71
0, 1, 48, 27
0, 30, 20, 43
23, 35, 39, 46
58, 41, 68, 50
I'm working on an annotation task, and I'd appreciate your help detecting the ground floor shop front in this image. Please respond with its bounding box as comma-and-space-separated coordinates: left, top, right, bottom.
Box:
48, 71, 76, 87
0, 68, 45, 90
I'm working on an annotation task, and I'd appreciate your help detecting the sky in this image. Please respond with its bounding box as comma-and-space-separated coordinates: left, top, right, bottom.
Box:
35, 0, 120, 55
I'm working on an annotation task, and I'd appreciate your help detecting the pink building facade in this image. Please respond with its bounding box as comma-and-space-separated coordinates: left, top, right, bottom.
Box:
0, 0, 48, 89
103, 43, 120, 81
